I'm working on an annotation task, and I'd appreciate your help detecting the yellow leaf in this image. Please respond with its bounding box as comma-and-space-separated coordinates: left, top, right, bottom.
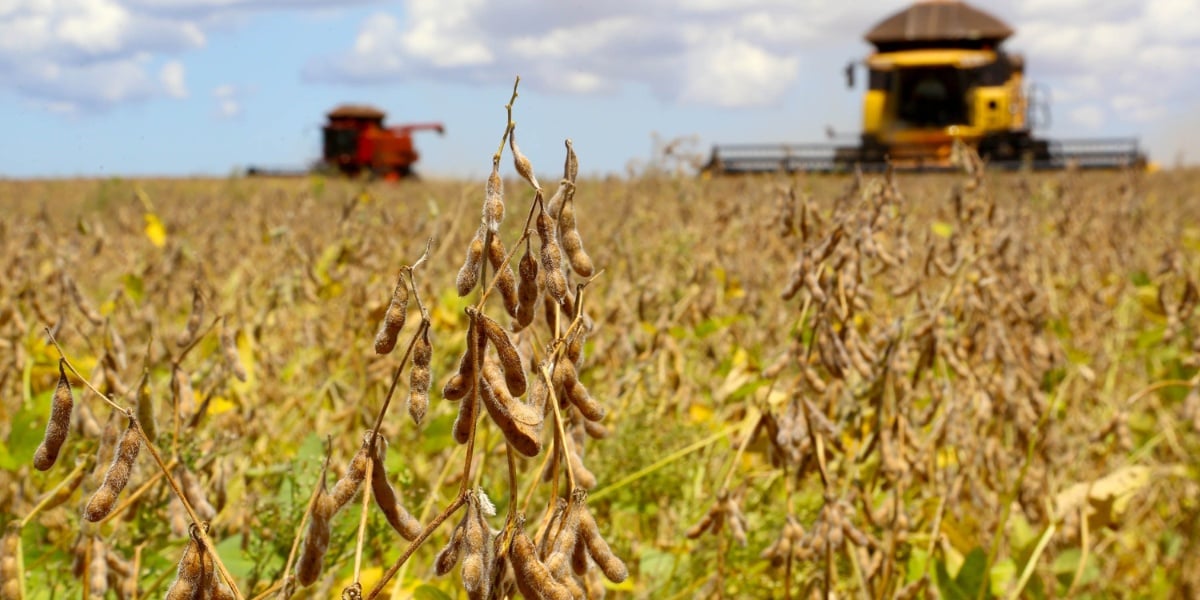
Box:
337, 567, 389, 595
1052, 465, 1183, 531
230, 331, 256, 394
689, 403, 714, 424
206, 396, 237, 416
931, 220, 953, 239
1135, 285, 1164, 316
730, 347, 749, 368
143, 213, 167, 248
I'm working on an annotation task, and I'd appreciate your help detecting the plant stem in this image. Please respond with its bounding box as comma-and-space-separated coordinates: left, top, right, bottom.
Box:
47, 326, 244, 599
366, 495, 467, 599
18, 459, 90, 528
351, 450, 375, 588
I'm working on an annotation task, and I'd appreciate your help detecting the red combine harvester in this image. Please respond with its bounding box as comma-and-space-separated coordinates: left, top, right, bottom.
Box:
247, 104, 444, 179
322, 105, 444, 179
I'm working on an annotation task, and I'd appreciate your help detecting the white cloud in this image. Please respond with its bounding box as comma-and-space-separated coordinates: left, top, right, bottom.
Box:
306, 0, 1198, 121
0, 0, 351, 112
1008, 1, 1200, 135
400, 0, 492, 68
1069, 105, 1104, 129
677, 31, 799, 107
160, 59, 187, 97
3, 0, 1197, 141
307, 0, 840, 107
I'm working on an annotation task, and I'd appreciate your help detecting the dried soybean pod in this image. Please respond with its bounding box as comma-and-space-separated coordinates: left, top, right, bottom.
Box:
583, 569, 607, 600
565, 328, 586, 366
481, 361, 542, 433
487, 234, 520, 318
528, 366, 549, 414
484, 165, 505, 231
435, 521, 465, 576
83, 419, 141, 522
536, 498, 568, 559
511, 523, 571, 600
442, 373, 470, 402
515, 240, 540, 329
1, 528, 22, 600
479, 373, 541, 458
510, 129, 540, 190
558, 568, 585, 599
547, 491, 584, 576
480, 314, 526, 396
374, 272, 409, 355
579, 504, 628, 582
564, 139, 578, 182
537, 212, 567, 302
460, 492, 494, 598
34, 360, 73, 471
105, 323, 127, 372
408, 322, 432, 425
566, 447, 597, 490
444, 311, 484, 402
87, 537, 107, 599
297, 493, 336, 587
177, 464, 216, 521
456, 225, 486, 297
172, 365, 196, 419
178, 284, 204, 347
582, 419, 609, 440
220, 317, 247, 382
452, 389, 479, 445
90, 415, 119, 488
565, 377, 604, 422
557, 191, 593, 277
685, 510, 716, 539
544, 180, 568, 220
211, 581, 236, 600
330, 442, 369, 511
553, 359, 604, 422
369, 437, 421, 540
165, 527, 205, 600
725, 498, 748, 547
135, 373, 157, 443
66, 275, 102, 326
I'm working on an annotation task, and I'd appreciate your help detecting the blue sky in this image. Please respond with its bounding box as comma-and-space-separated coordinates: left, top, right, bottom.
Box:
2, 0, 1198, 179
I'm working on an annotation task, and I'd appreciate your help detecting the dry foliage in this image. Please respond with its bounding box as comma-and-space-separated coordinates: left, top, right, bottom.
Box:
0, 94, 1198, 598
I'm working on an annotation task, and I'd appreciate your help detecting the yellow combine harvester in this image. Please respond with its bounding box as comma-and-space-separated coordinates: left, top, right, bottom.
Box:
706, 0, 1146, 173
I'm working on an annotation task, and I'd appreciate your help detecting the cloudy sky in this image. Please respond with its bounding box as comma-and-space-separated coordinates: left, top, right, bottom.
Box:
2, 0, 1198, 178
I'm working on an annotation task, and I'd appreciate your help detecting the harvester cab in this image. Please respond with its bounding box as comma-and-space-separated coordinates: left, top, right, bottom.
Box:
322, 104, 444, 179
705, 0, 1146, 174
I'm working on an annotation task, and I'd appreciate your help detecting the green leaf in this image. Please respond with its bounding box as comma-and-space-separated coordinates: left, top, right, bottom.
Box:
1, 389, 53, 471
989, 558, 1017, 597
420, 412, 457, 454
122, 273, 145, 303
936, 557, 969, 600
215, 534, 257, 579
412, 585, 454, 600
638, 547, 678, 588
906, 548, 930, 584
956, 547, 988, 598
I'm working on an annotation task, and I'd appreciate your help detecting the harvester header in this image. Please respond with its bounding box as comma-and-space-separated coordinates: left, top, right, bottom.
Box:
705, 0, 1146, 174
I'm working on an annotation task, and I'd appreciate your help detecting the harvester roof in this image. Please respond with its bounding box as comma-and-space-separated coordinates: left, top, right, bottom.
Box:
865, 0, 1013, 49
327, 104, 387, 120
